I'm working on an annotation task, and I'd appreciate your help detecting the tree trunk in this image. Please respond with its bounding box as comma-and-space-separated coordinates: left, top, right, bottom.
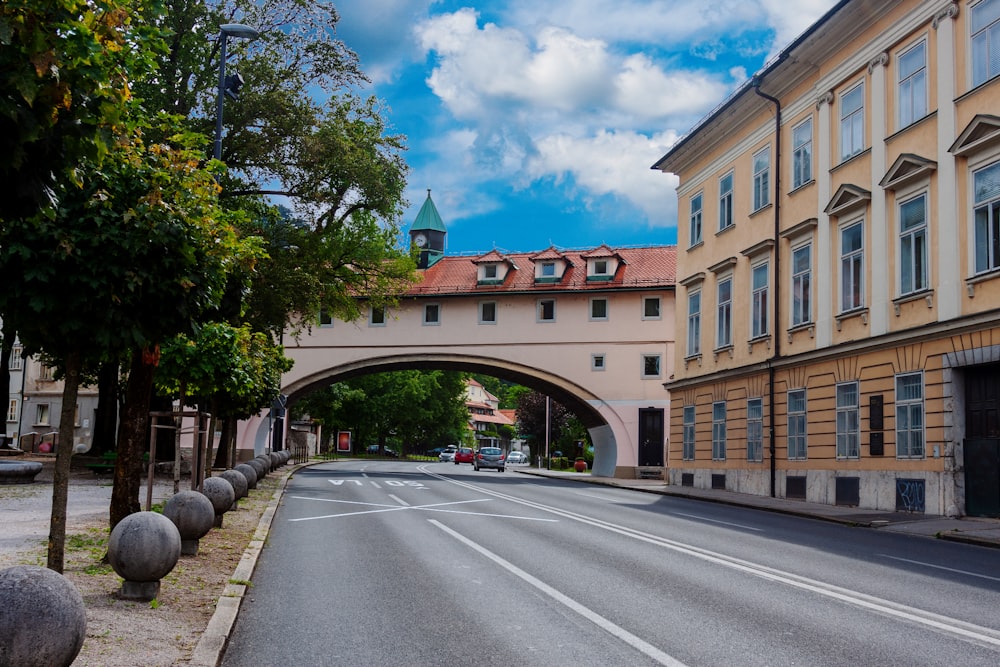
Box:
214, 417, 234, 469
93, 359, 120, 455
0, 328, 11, 449
47, 348, 81, 573
110, 347, 157, 531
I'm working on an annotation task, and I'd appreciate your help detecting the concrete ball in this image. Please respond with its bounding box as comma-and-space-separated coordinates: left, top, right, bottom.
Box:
234, 463, 258, 490
163, 490, 215, 541
108, 512, 181, 583
269, 452, 281, 470
246, 458, 267, 480
0, 565, 87, 667
220, 469, 248, 500
201, 476, 236, 515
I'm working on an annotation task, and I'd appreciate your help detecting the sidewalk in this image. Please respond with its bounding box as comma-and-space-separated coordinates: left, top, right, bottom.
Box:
513, 466, 1000, 549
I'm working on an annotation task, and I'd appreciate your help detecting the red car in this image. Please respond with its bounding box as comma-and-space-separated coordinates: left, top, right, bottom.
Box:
454, 447, 475, 464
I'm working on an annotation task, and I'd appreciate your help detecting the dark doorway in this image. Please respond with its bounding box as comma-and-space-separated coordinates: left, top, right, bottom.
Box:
637, 408, 664, 467
964, 363, 1000, 516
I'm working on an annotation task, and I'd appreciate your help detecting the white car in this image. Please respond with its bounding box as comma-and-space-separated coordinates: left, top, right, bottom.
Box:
439, 447, 457, 462
506, 451, 527, 464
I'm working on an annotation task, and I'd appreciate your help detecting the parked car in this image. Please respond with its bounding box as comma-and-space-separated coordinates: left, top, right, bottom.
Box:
426, 447, 446, 457
366, 445, 398, 457
439, 446, 457, 462
474, 447, 505, 472
454, 447, 475, 464
506, 451, 527, 464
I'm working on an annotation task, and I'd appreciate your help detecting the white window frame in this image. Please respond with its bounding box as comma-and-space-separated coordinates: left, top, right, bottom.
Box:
791, 243, 812, 326
792, 117, 813, 189
593, 259, 609, 276
589, 297, 608, 321
689, 192, 703, 247
482, 263, 498, 280
591, 354, 606, 372
6, 398, 17, 423
974, 160, 1000, 274
787, 389, 807, 460
38, 363, 55, 381
479, 301, 497, 325
836, 381, 860, 459
747, 398, 763, 463
896, 372, 925, 459
712, 401, 727, 461
641, 354, 661, 379
35, 403, 50, 426
423, 303, 441, 326
719, 171, 734, 231
840, 220, 865, 312
318, 308, 334, 328
682, 405, 696, 461
369, 306, 386, 327
752, 146, 770, 211
9, 345, 23, 371
642, 296, 661, 320
537, 298, 556, 322
972, 0, 1000, 87
687, 290, 702, 357
899, 193, 928, 295
840, 81, 865, 161
716, 275, 733, 349
540, 262, 556, 278
897, 39, 927, 129
751, 261, 769, 338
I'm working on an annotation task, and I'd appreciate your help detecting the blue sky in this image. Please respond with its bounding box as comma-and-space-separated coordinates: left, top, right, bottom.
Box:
331, 0, 838, 255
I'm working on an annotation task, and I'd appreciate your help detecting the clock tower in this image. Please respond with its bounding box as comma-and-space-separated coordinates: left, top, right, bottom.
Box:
409, 189, 447, 269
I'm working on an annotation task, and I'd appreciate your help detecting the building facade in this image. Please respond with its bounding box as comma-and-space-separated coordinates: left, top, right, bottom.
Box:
654, 0, 1000, 516
464, 378, 514, 449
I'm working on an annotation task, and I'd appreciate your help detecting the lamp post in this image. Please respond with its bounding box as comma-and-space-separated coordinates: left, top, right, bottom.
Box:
213, 23, 259, 161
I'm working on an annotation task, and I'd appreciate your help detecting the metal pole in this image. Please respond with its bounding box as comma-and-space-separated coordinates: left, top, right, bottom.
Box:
213, 33, 228, 161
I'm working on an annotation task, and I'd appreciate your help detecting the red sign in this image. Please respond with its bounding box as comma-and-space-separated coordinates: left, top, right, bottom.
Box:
337, 431, 352, 452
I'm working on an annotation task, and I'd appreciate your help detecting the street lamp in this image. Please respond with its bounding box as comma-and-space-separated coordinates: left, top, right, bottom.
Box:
214, 23, 259, 161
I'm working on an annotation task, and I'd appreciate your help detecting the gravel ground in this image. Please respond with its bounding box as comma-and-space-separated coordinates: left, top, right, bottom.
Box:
0, 455, 282, 666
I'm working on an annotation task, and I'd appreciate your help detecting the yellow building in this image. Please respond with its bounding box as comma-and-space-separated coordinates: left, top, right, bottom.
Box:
653, 0, 1000, 516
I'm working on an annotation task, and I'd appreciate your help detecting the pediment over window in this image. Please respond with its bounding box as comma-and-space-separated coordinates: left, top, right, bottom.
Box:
949, 114, 1000, 157
824, 184, 871, 217
581, 244, 624, 281
679, 271, 705, 288
530, 246, 573, 283
879, 153, 937, 190
741, 238, 775, 259
708, 256, 737, 274
473, 250, 517, 284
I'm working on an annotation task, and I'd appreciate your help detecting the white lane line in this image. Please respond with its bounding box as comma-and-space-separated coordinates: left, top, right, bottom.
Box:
430, 520, 688, 667
879, 555, 1000, 583
389, 494, 410, 507
670, 512, 762, 532
370, 481, 381, 488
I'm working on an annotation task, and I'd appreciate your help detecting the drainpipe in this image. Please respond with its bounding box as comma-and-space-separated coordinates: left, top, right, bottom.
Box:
752, 76, 781, 498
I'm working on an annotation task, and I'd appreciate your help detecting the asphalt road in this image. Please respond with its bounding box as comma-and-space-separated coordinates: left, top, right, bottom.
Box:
222, 460, 1000, 666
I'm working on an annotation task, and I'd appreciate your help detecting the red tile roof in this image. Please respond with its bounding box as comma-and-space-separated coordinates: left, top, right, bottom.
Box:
409, 245, 676, 296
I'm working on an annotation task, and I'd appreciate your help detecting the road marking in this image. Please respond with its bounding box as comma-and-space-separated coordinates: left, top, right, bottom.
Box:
431, 520, 689, 667
879, 554, 1000, 583
670, 511, 762, 532
388, 494, 409, 507
287, 496, 556, 523
420, 465, 1000, 649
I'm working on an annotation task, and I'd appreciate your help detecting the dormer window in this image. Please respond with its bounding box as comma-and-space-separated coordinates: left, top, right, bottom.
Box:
541, 262, 556, 277
484, 264, 497, 280
478, 262, 503, 284
594, 259, 608, 275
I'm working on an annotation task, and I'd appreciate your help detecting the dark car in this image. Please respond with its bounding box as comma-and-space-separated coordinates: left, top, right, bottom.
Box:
366, 445, 398, 457
454, 447, 475, 464
474, 447, 505, 472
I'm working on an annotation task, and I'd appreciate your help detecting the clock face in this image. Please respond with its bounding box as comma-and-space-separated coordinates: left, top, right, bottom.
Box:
414, 233, 427, 247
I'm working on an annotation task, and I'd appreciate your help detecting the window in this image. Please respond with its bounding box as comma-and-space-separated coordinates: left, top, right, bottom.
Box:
483, 264, 498, 280
538, 299, 555, 322
840, 222, 865, 312
541, 262, 556, 277
751, 262, 769, 338
642, 354, 661, 378
687, 290, 701, 357
788, 389, 807, 460
840, 83, 864, 160
747, 398, 763, 462
35, 403, 50, 426
712, 401, 727, 460
643, 296, 661, 320
593, 259, 608, 275
6, 399, 17, 423
590, 297, 608, 321
716, 277, 732, 348
423, 303, 440, 325
896, 372, 925, 458
479, 301, 497, 324
974, 161, 1000, 274
898, 41, 927, 128
682, 405, 696, 460
369, 306, 386, 326
752, 147, 770, 211
9, 345, 23, 371
719, 171, 734, 231
689, 192, 703, 246
318, 308, 333, 327
899, 194, 928, 294
972, 0, 1000, 86
792, 118, 813, 189
836, 382, 860, 459
38, 363, 55, 381
792, 244, 812, 326
591, 354, 606, 371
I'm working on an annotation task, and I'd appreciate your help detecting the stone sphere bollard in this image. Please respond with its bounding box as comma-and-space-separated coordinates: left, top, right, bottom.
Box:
201, 476, 235, 528
247, 457, 267, 481
220, 468, 248, 509
269, 452, 281, 470
163, 490, 215, 556
255, 454, 272, 474
0, 460, 43, 484
0, 565, 87, 666
234, 463, 258, 490
108, 512, 181, 601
